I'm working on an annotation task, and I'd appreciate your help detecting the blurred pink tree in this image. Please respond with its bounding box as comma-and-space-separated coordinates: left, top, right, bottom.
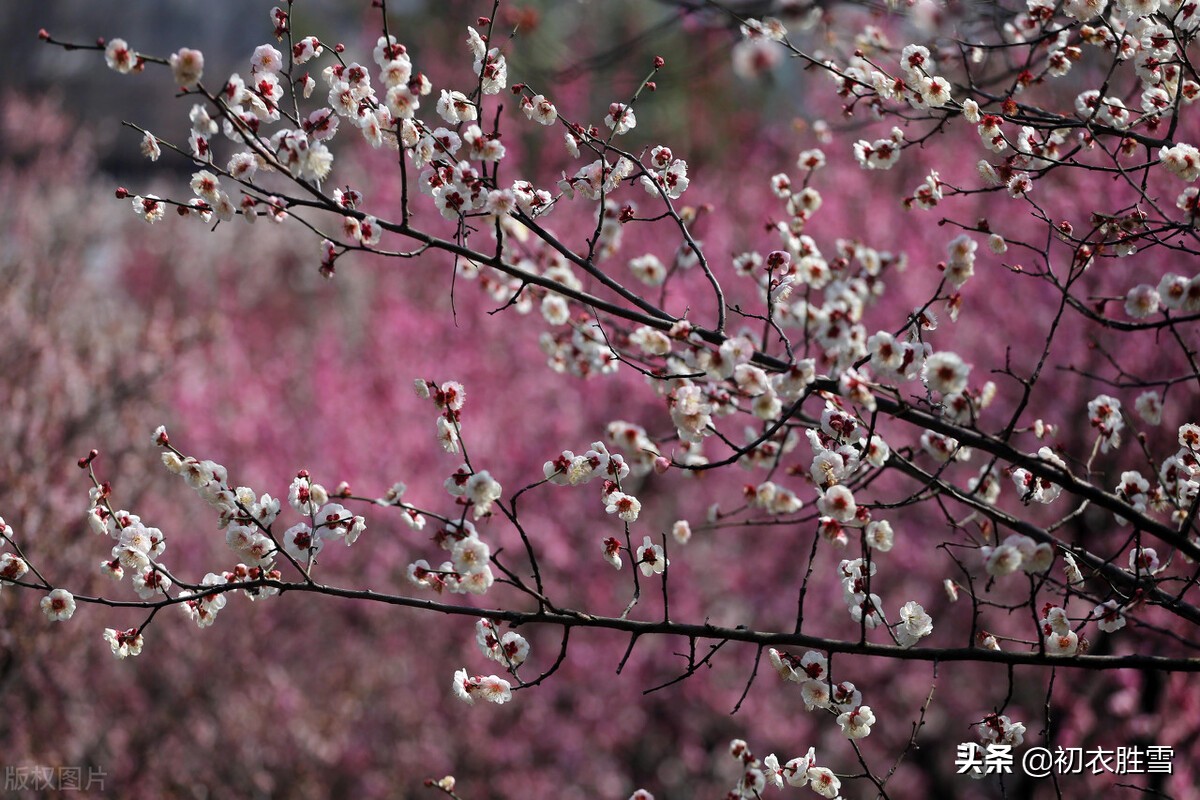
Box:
3, 0, 1200, 797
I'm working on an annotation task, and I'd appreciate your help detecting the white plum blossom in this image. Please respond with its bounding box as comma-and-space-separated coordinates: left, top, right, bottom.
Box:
806, 766, 840, 798
436, 416, 461, 453
452, 668, 512, 705
1128, 546, 1161, 574
837, 705, 876, 738
522, 94, 558, 126
978, 714, 1027, 747
853, 131, 903, 169
896, 600, 933, 647
801, 680, 831, 710
103, 627, 144, 659
1094, 600, 1127, 633
864, 520, 894, 552
169, 47, 204, 87
282, 522, 321, 561
104, 38, 136, 73
131, 195, 165, 224
465, 471, 503, 518
452, 535, 491, 576
983, 543, 1023, 576
605, 492, 642, 523
1044, 629, 1079, 656
602, 537, 623, 570
817, 485, 857, 523
1011, 447, 1068, 504
1041, 606, 1079, 656
945, 235, 976, 287
140, 132, 161, 162
784, 747, 818, 787
1063, 551, 1085, 585
1125, 285, 1161, 318
1135, 392, 1163, 425
1087, 394, 1124, 453
604, 103, 636, 135
635, 536, 668, 576
476, 619, 530, 667
1160, 143, 1200, 181
924, 351, 971, 395
40, 589, 76, 621
1, 552, 30, 582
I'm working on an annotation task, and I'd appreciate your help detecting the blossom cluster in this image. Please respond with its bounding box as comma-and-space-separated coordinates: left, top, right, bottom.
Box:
22, 1, 1200, 795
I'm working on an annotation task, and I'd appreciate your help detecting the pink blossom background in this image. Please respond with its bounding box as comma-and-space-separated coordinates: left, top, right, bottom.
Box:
2, 2, 1200, 798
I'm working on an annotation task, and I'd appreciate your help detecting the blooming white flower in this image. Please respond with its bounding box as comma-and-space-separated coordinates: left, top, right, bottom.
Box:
437, 90, 476, 124
1181, 422, 1200, 449
896, 600, 933, 647
496, 631, 530, 667
796, 650, 827, 682
817, 485, 857, 523
1160, 143, 1200, 181
865, 519, 894, 552
250, 44, 283, 74
465, 471, 503, 518
806, 766, 840, 798
924, 351, 971, 395
1011, 447, 1068, 504
853, 134, 902, 169
762, 754, 785, 789
1087, 394, 1124, 453
1094, 600, 1126, 633
169, 47, 204, 87
606, 491, 642, 523
604, 102, 636, 135
767, 648, 799, 682
294, 35, 324, 65
1134, 392, 1163, 425
944, 579, 959, 602
945, 235, 976, 287
139, 131, 161, 162
779, 752, 815, 789
523, 94, 558, 126
626, 254, 668, 288
800, 679, 831, 710
105, 38, 136, 74
635, 535, 668, 576
1062, 551, 1084, 585
132, 567, 172, 599
1044, 605, 1071, 635
837, 705, 876, 738
0, 552, 30, 582
978, 714, 1027, 747
1129, 546, 1161, 574
601, 537, 623, 570
452, 535, 491, 576
436, 416, 461, 454
1125, 285, 1161, 318
40, 589, 76, 621
983, 543, 1023, 576
797, 149, 825, 171
282, 524, 320, 563
452, 667, 476, 704
1044, 630, 1079, 656
961, 98, 981, 123
131, 195, 164, 224
103, 627, 144, 659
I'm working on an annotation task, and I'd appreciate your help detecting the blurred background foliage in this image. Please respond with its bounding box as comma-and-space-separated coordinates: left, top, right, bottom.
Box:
2, 2, 1197, 798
